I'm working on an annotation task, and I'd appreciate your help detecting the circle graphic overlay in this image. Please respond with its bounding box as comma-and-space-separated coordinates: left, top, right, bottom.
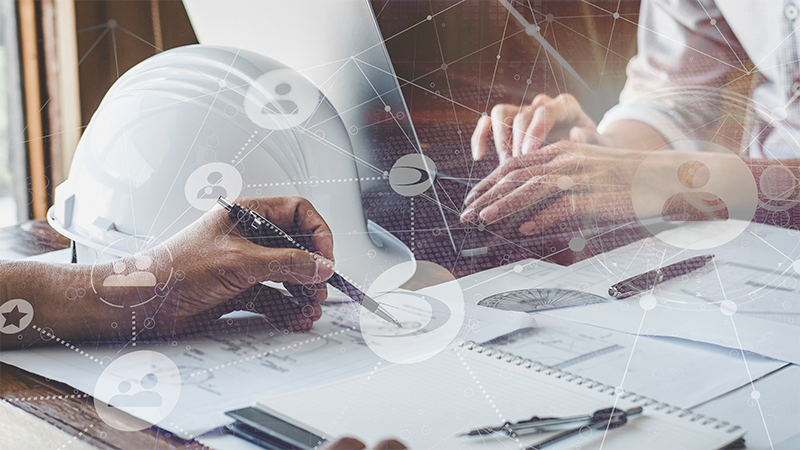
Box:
185, 162, 243, 211
478, 288, 608, 312
244, 68, 320, 130
389, 153, 437, 197
361, 261, 464, 364
0, 299, 34, 334
631, 141, 758, 249
94, 350, 182, 431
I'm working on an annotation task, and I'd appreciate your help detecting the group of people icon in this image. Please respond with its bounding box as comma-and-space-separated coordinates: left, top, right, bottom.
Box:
103, 254, 157, 287
109, 373, 163, 408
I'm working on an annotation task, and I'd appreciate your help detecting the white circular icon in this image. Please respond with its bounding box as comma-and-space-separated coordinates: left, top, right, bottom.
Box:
389, 154, 437, 197
0, 299, 34, 334
185, 162, 243, 211
95, 350, 182, 431
91, 243, 174, 308
631, 141, 757, 249
244, 68, 320, 130
362, 261, 464, 364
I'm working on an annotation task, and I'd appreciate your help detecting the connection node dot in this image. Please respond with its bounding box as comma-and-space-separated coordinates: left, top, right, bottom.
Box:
640, 294, 656, 310
720, 300, 737, 316
384, 105, 391, 112
751, 390, 760, 400
557, 176, 575, 190
568, 237, 586, 252
772, 107, 788, 121
613, 12, 620, 19
427, 15, 432, 20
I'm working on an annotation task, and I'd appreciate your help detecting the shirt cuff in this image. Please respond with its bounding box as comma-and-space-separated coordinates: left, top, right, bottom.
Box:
597, 103, 704, 152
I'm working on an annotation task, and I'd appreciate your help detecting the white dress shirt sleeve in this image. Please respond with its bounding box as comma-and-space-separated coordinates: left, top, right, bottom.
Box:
597, 0, 751, 151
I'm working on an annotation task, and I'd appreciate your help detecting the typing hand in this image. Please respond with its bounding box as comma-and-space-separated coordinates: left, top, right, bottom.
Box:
461, 143, 652, 235
471, 94, 607, 164
323, 438, 408, 450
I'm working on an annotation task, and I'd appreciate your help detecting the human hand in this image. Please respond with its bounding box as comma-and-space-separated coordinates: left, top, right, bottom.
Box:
471, 94, 607, 164
461, 142, 658, 235
97, 197, 334, 334
323, 437, 407, 450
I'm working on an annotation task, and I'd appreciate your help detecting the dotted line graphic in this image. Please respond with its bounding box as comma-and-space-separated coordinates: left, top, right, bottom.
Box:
7, 393, 89, 403
247, 175, 385, 189
410, 197, 415, 254
131, 311, 136, 347
189, 329, 347, 378
455, 349, 523, 448
231, 131, 258, 164
32, 325, 103, 365
312, 361, 383, 450
167, 423, 196, 443
166, 423, 213, 449
56, 424, 94, 449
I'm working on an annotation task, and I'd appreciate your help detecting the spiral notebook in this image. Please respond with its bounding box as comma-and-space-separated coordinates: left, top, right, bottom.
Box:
255, 342, 746, 449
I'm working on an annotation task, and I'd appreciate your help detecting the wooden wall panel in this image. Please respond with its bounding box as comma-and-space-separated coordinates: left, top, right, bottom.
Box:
73, 0, 197, 128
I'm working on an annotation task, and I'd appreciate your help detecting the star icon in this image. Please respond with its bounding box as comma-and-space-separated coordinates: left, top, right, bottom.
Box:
0, 299, 34, 333
2, 305, 27, 329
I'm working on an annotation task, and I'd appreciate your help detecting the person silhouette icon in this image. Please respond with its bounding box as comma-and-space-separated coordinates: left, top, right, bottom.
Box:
197, 171, 228, 200
661, 161, 729, 222
262, 82, 299, 115
245, 69, 319, 130
108, 373, 163, 408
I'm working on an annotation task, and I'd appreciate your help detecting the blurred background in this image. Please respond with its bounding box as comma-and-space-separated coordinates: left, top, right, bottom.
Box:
0, 0, 641, 267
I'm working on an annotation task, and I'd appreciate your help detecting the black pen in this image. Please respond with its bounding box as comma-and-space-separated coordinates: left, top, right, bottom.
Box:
608, 255, 714, 299
218, 197, 403, 328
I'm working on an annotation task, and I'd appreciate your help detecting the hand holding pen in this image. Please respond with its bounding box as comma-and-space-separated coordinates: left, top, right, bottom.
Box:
219, 197, 403, 327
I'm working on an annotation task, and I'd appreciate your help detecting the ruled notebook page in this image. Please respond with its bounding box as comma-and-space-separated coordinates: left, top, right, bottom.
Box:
258, 346, 744, 449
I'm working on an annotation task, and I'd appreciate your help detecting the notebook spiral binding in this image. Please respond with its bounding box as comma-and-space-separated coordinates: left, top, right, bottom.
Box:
456, 340, 742, 434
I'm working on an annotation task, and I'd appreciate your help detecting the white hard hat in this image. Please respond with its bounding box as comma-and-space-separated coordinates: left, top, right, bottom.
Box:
48, 45, 414, 289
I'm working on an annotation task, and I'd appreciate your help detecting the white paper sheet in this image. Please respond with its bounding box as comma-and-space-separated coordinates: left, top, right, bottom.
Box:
538, 221, 800, 363
1, 298, 531, 437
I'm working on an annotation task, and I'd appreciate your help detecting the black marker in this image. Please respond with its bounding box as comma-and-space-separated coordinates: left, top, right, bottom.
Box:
217, 197, 402, 328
